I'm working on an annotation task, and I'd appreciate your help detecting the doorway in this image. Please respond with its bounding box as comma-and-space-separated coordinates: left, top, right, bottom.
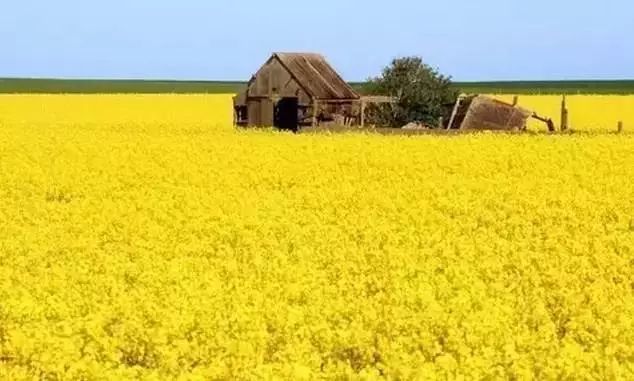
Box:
274, 97, 299, 132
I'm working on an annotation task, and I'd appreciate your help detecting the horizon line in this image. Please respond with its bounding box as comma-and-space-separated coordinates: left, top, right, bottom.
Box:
2, 77, 634, 84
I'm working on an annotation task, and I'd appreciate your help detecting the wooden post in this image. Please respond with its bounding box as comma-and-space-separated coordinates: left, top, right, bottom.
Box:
512, 96, 519, 106
617, 121, 623, 133
360, 100, 366, 128
560, 95, 569, 131
312, 99, 319, 127
437, 116, 444, 129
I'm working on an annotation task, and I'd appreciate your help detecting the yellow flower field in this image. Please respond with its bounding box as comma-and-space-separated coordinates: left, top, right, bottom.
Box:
490, 95, 634, 132
0, 94, 234, 128
0, 95, 633, 380
1, 93, 632, 132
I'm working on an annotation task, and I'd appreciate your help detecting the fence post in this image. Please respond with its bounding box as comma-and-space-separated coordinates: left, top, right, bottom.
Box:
617, 121, 623, 133
560, 95, 569, 131
512, 95, 519, 106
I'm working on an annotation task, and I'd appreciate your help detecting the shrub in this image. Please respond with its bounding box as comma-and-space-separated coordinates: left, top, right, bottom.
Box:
364, 57, 458, 127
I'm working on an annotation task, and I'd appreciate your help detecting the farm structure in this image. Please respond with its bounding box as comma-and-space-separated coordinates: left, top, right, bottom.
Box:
443, 95, 556, 132
233, 53, 392, 131
233, 52, 558, 132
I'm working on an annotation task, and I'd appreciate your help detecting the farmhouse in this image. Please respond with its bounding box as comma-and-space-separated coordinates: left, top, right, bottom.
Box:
233, 52, 362, 131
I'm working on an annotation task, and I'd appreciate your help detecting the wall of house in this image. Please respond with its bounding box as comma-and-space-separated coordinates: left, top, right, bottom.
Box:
247, 58, 312, 106
245, 99, 275, 127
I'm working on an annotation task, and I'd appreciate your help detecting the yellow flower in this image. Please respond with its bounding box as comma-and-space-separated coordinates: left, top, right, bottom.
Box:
0, 94, 632, 380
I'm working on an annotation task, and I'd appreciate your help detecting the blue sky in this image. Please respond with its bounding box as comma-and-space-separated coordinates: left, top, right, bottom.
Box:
2, 1, 632, 81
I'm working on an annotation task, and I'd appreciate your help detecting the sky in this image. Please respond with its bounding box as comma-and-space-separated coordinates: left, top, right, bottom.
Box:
1, 1, 633, 82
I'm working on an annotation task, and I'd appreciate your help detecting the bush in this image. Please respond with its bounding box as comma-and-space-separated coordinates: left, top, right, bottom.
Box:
364, 57, 458, 127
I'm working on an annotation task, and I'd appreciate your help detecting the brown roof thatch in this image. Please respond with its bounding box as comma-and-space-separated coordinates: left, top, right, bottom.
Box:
273, 53, 359, 100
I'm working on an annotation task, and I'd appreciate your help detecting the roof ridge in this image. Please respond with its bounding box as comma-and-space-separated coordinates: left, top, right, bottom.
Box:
274, 52, 323, 56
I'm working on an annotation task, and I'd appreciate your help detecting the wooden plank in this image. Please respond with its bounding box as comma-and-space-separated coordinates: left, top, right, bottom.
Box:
313, 98, 363, 104
446, 96, 463, 130
361, 96, 397, 104
360, 100, 366, 128
312, 99, 319, 127
261, 99, 274, 126
247, 101, 259, 127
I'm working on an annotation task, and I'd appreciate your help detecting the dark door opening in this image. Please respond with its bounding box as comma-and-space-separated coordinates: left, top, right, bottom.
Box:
274, 97, 299, 132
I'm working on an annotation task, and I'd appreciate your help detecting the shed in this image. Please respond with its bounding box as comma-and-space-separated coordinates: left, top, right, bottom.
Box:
233, 52, 361, 131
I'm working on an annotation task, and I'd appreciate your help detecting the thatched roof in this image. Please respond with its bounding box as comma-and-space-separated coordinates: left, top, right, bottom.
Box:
273, 53, 359, 100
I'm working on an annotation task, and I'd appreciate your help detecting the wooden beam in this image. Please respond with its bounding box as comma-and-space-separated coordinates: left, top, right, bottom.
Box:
313, 98, 361, 104
446, 96, 463, 130
312, 99, 319, 127
361, 96, 397, 104
360, 100, 366, 128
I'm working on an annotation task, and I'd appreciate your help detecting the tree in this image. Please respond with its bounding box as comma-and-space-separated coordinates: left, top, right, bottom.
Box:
364, 57, 458, 127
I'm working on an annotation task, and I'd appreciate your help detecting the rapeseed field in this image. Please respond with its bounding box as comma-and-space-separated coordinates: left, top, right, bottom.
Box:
491, 95, 634, 132
0, 95, 632, 380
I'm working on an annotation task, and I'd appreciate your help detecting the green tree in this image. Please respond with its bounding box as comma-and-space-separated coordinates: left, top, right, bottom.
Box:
364, 57, 458, 127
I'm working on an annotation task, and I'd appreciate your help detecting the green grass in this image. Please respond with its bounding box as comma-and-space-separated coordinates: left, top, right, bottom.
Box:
355, 81, 634, 95
1, 78, 634, 95
0, 78, 246, 94
453, 80, 634, 95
